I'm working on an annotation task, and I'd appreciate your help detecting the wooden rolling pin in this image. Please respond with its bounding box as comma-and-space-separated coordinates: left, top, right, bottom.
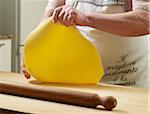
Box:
0, 82, 117, 111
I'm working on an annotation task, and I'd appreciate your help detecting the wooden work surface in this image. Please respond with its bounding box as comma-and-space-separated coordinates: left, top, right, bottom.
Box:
0, 72, 149, 114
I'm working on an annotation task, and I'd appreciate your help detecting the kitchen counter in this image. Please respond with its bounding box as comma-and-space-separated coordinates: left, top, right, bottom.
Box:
0, 34, 14, 40
0, 72, 149, 114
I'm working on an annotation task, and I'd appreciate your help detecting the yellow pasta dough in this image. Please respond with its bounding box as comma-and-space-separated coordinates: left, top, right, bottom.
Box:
24, 18, 104, 84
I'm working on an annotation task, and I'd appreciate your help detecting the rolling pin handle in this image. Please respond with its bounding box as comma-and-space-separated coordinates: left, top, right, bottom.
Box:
93, 94, 117, 111
100, 96, 117, 111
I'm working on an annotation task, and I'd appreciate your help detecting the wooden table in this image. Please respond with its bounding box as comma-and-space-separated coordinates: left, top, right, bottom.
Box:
0, 72, 149, 114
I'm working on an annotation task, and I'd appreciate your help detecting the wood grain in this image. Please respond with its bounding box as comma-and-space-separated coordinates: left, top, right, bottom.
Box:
0, 72, 149, 114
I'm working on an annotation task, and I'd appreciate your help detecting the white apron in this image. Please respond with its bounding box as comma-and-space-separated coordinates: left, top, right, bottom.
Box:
65, 0, 150, 87
46, 0, 149, 87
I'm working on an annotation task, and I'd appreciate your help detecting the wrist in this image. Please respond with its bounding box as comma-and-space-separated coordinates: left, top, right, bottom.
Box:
83, 13, 94, 27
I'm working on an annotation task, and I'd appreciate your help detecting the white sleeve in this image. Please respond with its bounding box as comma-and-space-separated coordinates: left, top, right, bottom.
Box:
132, 0, 150, 11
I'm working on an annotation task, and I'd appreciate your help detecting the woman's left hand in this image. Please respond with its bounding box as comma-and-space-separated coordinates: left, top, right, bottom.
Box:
52, 5, 87, 26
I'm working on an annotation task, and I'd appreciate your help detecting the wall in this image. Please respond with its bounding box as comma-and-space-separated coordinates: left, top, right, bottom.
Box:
19, 0, 47, 44
0, 0, 16, 35
0, 0, 3, 34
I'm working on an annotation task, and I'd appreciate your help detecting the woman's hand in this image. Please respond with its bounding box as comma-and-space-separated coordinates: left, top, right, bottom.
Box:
20, 60, 31, 79
52, 5, 88, 26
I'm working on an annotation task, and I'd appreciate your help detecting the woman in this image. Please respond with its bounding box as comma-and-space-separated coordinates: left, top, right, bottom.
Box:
22, 0, 150, 87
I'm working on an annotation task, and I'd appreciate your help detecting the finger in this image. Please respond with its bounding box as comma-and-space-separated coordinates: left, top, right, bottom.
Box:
68, 9, 77, 25
63, 13, 70, 26
58, 10, 66, 24
58, 6, 73, 25
20, 61, 31, 79
67, 14, 76, 25
62, 7, 73, 26
22, 68, 31, 79
53, 7, 63, 22
23, 70, 31, 79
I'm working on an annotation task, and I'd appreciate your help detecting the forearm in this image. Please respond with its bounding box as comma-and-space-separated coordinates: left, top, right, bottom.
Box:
84, 10, 150, 36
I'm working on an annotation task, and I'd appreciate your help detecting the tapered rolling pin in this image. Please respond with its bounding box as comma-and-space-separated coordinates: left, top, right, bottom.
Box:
0, 82, 117, 111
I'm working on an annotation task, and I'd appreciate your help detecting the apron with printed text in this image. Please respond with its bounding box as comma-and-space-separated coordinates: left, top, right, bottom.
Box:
65, 0, 149, 87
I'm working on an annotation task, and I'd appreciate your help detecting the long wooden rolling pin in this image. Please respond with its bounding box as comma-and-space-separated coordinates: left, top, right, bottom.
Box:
0, 82, 117, 111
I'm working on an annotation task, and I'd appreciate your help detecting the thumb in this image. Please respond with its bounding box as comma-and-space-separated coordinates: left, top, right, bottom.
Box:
20, 61, 31, 79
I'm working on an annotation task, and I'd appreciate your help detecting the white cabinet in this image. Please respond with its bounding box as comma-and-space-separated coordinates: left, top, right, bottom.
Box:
0, 0, 48, 72
0, 39, 11, 72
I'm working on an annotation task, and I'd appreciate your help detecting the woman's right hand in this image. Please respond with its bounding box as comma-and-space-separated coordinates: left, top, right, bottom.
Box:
20, 60, 31, 79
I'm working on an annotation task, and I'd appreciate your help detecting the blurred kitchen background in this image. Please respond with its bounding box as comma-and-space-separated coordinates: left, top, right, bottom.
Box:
0, 0, 48, 72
